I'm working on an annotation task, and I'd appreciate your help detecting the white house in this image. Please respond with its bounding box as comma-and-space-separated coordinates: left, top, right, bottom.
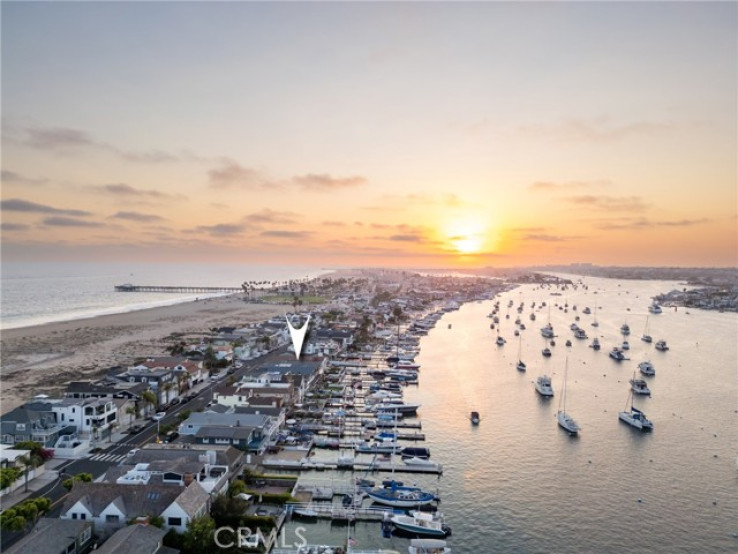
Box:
49, 398, 118, 439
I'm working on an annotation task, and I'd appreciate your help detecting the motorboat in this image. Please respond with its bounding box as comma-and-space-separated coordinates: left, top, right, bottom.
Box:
401, 447, 431, 459
516, 360, 527, 371
367, 480, 436, 508
649, 303, 663, 314
621, 340, 630, 350
582, 307, 591, 315
590, 338, 601, 350
408, 538, 451, 554
540, 323, 555, 338
574, 328, 588, 340
355, 441, 402, 454
391, 511, 451, 538
565, 339, 572, 347
638, 361, 655, 376
542, 347, 552, 357
655, 340, 669, 351
470, 411, 480, 424
618, 405, 654, 431
609, 347, 626, 361
641, 334, 653, 343
373, 402, 420, 415
496, 336, 506, 346
620, 323, 631, 335
403, 456, 438, 467
630, 378, 651, 395
535, 375, 554, 397
570, 323, 579, 331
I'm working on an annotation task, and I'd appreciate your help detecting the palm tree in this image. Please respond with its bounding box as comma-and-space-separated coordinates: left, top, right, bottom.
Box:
141, 390, 157, 416
161, 380, 175, 404
17, 454, 41, 492
125, 406, 137, 429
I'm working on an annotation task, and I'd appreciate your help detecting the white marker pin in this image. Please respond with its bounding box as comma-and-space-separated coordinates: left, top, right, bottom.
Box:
286, 314, 310, 360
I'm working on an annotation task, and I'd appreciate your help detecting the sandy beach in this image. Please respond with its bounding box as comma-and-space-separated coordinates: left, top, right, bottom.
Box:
0, 295, 286, 412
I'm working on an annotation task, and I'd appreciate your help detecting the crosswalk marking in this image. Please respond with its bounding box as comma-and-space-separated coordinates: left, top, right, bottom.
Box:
89, 453, 128, 463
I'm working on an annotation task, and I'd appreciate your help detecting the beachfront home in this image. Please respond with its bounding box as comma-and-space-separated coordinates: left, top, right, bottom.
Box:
60, 480, 209, 537
48, 397, 119, 440
119, 365, 178, 407
3, 518, 93, 554
64, 379, 149, 401
0, 401, 75, 447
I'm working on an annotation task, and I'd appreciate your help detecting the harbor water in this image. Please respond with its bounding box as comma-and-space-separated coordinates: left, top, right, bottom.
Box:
284, 276, 738, 553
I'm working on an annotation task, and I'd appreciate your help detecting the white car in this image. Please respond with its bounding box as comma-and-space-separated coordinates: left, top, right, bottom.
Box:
152, 412, 166, 421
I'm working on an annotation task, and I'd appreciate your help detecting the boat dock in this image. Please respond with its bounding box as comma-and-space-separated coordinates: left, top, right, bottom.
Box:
287, 502, 392, 522
262, 458, 443, 475
114, 284, 242, 293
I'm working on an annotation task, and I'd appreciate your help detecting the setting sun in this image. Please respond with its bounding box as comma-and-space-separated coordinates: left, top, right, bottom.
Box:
443, 217, 488, 255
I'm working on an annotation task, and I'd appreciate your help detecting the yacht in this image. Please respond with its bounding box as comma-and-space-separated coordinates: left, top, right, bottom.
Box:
570, 323, 580, 331
391, 511, 451, 538
557, 358, 580, 435
609, 347, 626, 361
590, 338, 601, 350
619, 404, 654, 431
641, 334, 653, 343
621, 340, 630, 350
638, 361, 655, 376
470, 411, 480, 425
535, 375, 554, 397
630, 378, 651, 396
542, 347, 552, 357
367, 480, 436, 508
620, 323, 631, 335
649, 303, 663, 314
655, 340, 669, 351
496, 336, 506, 346
574, 328, 588, 340
408, 539, 451, 554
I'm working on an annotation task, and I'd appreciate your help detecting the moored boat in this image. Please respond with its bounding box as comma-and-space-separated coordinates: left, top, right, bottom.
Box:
655, 340, 669, 351
367, 480, 436, 508
470, 411, 480, 425
391, 511, 451, 538
535, 375, 554, 397
630, 377, 651, 395
638, 360, 655, 376
408, 538, 451, 554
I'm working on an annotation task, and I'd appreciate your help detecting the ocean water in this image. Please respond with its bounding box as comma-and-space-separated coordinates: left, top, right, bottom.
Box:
0, 261, 329, 330
283, 276, 738, 553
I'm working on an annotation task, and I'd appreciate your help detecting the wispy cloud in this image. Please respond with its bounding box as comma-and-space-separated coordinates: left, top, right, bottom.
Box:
1, 170, 47, 185
596, 217, 710, 230
529, 179, 611, 192
42, 216, 103, 227
95, 183, 187, 201
260, 230, 312, 239
321, 220, 347, 227
194, 223, 246, 236
110, 211, 166, 223
1, 198, 92, 217
24, 126, 95, 149
0, 222, 30, 231
566, 195, 650, 212
523, 233, 583, 242
246, 209, 298, 225
519, 117, 679, 143
389, 234, 424, 242
293, 173, 367, 191
208, 160, 269, 189
375, 193, 462, 208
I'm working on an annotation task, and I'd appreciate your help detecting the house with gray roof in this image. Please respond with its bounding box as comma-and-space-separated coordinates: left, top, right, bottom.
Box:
4, 517, 93, 554
96, 523, 177, 554
60, 480, 209, 538
0, 401, 74, 447
177, 412, 276, 453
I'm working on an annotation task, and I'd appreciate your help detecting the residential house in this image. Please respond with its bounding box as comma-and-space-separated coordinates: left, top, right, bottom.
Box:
48, 397, 118, 440
4, 518, 93, 554
119, 365, 178, 407
0, 401, 74, 447
95, 523, 177, 554
177, 412, 276, 453
60, 480, 209, 538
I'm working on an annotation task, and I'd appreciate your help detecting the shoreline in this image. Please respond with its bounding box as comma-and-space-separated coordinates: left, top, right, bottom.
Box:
0, 295, 286, 412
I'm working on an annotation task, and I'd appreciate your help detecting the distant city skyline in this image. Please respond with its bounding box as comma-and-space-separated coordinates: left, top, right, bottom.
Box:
2, 2, 736, 267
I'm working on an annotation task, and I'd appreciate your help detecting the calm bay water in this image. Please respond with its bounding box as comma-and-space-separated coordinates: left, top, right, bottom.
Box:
0, 261, 328, 329
286, 276, 738, 553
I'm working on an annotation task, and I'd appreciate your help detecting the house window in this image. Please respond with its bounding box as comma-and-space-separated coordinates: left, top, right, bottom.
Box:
168, 517, 182, 527
72, 408, 75, 413
80, 513, 86, 520
15, 424, 25, 431
61, 413, 65, 421
72, 513, 77, 519
105, 514, 119, 523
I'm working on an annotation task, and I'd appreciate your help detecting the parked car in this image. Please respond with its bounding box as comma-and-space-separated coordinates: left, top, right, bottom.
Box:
151, 412, 166, 421
128, 424, 144, 434
164, 431, 179, 443
170, 397, 180, 406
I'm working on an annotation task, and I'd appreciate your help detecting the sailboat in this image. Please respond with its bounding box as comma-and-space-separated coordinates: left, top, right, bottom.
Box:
641, 315, 653, 343
557, 357, 580, 434
516, 335, 527, 371
618, 389, 654, 431
367, 409, 437, 508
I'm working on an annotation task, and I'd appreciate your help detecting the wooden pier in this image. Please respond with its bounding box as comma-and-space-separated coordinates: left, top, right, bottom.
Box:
262, 458, 443, 475
114, 284, 242, 293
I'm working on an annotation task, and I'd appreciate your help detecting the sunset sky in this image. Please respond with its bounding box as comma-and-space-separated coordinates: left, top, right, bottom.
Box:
2, 2, 736, 268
